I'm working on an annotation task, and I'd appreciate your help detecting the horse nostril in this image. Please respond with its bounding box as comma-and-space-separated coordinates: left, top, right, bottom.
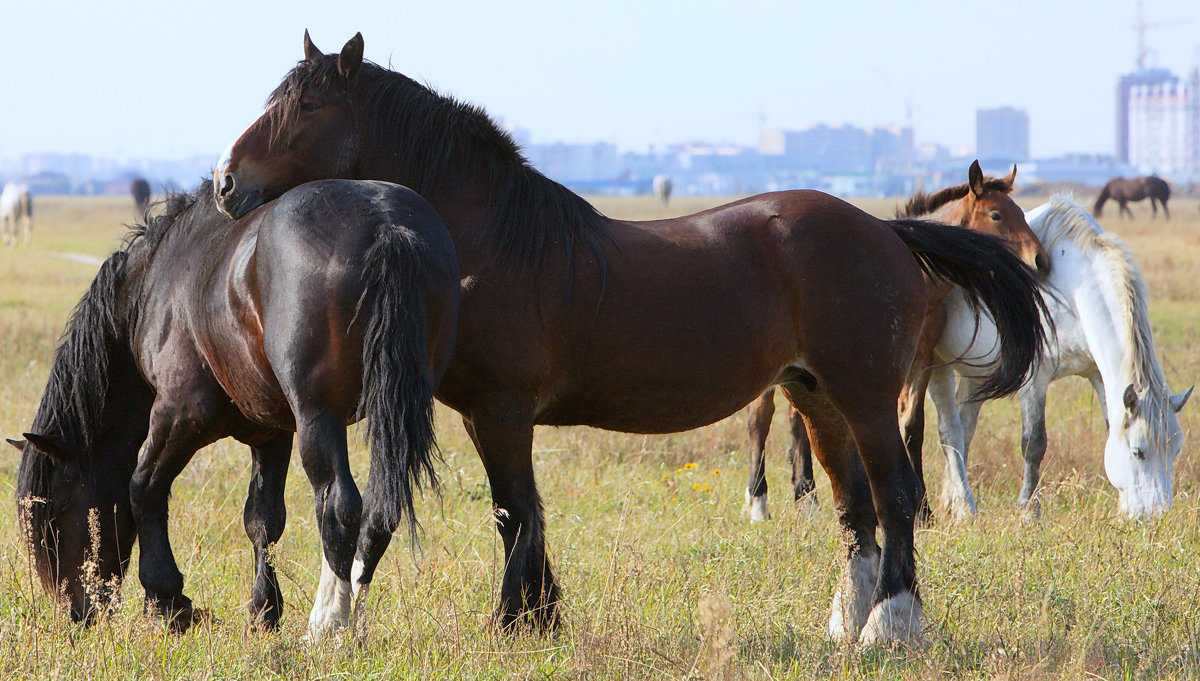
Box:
1035, 253, 1050, 275
218, 173, 236, 198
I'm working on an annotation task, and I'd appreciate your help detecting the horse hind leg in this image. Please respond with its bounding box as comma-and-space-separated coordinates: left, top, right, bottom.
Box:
242, 432, 293, 631
781, 386, 879, 642
296, 409, 362, 640
787, 405, 818, 513
744, 389, 775, 522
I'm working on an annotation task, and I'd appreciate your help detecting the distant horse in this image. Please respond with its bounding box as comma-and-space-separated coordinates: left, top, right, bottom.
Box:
1, 182, 34, 247
211, 32, 1049, 643
1094, 176, 1170, 220
652, 174, 673, 205
744, 163, 1050, 523
934, 196, 1191, 519
11, 179, 460, 637
130, 178, 151, 214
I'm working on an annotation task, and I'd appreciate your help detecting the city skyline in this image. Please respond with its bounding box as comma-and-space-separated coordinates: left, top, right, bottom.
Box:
2, 1, 1198, 163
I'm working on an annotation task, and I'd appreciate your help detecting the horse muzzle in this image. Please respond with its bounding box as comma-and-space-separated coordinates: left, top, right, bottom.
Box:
213, 169, 263, 220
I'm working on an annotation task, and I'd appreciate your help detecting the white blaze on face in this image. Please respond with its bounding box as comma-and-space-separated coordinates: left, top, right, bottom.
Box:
216, 105, 274, 177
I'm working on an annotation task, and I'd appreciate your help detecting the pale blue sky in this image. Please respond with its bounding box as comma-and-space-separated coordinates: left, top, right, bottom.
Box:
1, 0, 1197, 160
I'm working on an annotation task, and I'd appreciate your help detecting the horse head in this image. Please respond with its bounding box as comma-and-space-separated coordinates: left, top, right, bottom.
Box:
961, 161, 1050, 278
215, 31, 366, 219
1105, 384, 1192, 518
11, 432, 138, 623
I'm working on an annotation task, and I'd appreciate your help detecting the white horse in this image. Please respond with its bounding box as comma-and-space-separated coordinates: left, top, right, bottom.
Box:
1, 182, 34, 247
652, 174, 672, 205
933, 196, 1191, 520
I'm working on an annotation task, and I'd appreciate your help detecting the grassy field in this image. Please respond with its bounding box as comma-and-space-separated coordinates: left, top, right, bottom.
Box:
0, 192, 1198, 679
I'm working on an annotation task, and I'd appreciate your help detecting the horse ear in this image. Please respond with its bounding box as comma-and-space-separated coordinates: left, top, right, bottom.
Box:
303, 29, 323, 62
338, 32, 364, 83
6, 438, 26, 453
1170, 386, 1194, 413
1002, 164, 1017, 190
22, 432, 69, 466
968, 160, 985, 197
1123, 384, 1139, 414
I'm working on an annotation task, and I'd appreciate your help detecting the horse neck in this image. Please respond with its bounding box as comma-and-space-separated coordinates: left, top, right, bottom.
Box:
1066, 239, 1163, 422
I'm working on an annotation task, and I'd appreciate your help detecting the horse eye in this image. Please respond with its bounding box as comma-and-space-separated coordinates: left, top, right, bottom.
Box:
299, 101, 321, 113
989, 211, 1002, 221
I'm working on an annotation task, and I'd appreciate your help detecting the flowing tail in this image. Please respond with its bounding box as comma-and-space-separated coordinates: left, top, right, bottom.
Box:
358, 225, 439, 543
889, 218, 1050, 402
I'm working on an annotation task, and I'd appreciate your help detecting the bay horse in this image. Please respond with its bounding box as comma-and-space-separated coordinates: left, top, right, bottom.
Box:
211, 32, 1049, 643
10, 179, 459, 637
934, 196, 1191, 519
1093, 176, 1170, 220
1, 181, 34, 247
744, 163, 1051, 523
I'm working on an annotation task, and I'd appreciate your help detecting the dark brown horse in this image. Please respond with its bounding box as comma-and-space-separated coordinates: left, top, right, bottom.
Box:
11, 179, 459, 637
745, 163, 1050, 522
130, 178, 151, 214
1094, 176, 1170, 219
211, 32, 1049, 644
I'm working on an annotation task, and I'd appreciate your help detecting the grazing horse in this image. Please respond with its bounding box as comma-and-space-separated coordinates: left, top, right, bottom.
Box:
211, 32, 1049, 643
652, 174, 673, 205
1, 182, 34, 247
130, 178, 152, 214
933, 196, 1191, 519
10, 179, 459, 637
744, 163, 1051, 522
1094, 176, 1170, 220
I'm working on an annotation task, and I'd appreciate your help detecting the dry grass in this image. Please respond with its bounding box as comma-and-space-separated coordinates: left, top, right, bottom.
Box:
0, 193, 1198, 679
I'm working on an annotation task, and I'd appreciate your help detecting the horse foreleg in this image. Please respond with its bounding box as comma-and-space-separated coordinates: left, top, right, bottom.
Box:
786, 405, 817, 512
1017, 378, 1051, 511
781, 387, 879, 643
296, 410, 361, 640
465, 406, 560, 632
242, 431, 293, 631
1120, 200, 1133, 220
130, 397, 224, 632
928, 366, 976, 521
744, 389, 775, 522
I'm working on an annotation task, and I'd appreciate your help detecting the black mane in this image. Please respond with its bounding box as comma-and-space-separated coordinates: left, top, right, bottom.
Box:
898, 176, 1013, 218
17, 182, 209, 511
267, 56, 611, 278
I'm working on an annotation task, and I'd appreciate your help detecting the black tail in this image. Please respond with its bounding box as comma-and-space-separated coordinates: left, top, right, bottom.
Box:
358, 225, 439, 543
889, 218, 1050, 402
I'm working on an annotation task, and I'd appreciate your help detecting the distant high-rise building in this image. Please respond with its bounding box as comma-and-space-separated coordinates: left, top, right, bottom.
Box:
1121, 67, 1199, 179
1116, 68, 1175, 164
976, 107, 1029, 161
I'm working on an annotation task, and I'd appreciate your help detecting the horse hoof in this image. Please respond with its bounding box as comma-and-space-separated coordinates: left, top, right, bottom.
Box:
859, 591, 924, 645
744, 490, 771, 522
1020, 497, 1042, 523
796, 491, 820, 517
146, 594, 197, 634
828, 551, 878, 640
